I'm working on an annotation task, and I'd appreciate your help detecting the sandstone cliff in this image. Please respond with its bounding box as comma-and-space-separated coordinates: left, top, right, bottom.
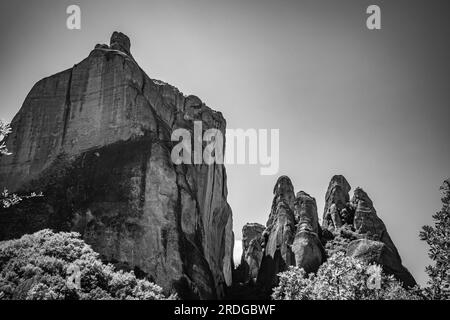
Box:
0, 32, 233, 299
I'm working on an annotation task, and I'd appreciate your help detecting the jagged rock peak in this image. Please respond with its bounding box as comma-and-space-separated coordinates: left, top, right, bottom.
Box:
246, 175, 416, 295
273, 175, 294, 196
110, 31, 132, 56
321, 178, 417, 288
256, 177, 324, 295
323, 174, 352, 229
294, 191, 319, 234
351, 187, 374, 208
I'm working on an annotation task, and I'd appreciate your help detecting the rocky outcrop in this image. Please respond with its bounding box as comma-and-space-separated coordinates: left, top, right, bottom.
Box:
292, 191, 325, 274
235, 223, 265, 283
322, 177, 416, 288
345, 188, 416, 287
0, 32, 233, 299
322, 175, 351, 230
109, 31, 132, 57
257, 177, 296, 292
256, 177, 324, 294
240, 174, 415, 296
346, 239, 416, 288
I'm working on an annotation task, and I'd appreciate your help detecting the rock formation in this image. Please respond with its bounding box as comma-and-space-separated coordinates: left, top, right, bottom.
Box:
257, 177, 324, 294
0, 32, 233, 299
321, 176, 416, 288
240, 174, 415, 296
292, 191, 325, 274
234, 223, 265, 283
345, 187, 416, 287
322, 175, 351, 230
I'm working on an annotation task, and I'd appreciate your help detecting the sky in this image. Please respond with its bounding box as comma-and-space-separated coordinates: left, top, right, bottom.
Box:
1, 0, 449, 286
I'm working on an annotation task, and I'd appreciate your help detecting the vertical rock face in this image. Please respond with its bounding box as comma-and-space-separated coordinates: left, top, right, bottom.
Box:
322, 175, 351, 230
292, 191, 325, 274
258, 201, 295, 292
266, 176, 295, 227
295, 191, 319, 233
236, 223, 265, 283
0, 32, 233, 299
257, 177, 296, 291
109, 32, 132, 57
256, 177, 324, 294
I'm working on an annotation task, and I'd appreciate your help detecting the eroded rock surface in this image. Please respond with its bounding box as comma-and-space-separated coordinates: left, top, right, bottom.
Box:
322, 175, 351, 230
345, 188, 416, 287
235, 223, 265, 283
240, 174, 415, 296
292, 191, 325, 274
256, 177, 324, 294
0, 32, 233, 299
321, 178, 416, 288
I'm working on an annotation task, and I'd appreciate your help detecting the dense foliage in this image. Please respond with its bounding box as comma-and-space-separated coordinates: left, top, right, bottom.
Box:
272, 252, 421, 300
0, 120, 42, 208
0, 120, 11, 157
0, 229, 175, 300
420, 179, 450, 300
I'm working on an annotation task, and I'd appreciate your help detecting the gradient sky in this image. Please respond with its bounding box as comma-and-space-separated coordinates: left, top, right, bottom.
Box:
1, 0, 449, 286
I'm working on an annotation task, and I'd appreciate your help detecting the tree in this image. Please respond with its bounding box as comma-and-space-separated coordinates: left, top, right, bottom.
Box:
0, 120, 42, 208
420, 179, 450, 300
272, 252, 421, 300
0, 229, 176, 300
0, 120, 12, 156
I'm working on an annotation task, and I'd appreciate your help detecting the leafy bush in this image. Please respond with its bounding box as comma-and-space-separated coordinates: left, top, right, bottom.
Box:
0, 120, 43, 208
272, 252, 421, 300
420, 179, 450, 300
0, 229, 176, 300
0, 120, 11, 157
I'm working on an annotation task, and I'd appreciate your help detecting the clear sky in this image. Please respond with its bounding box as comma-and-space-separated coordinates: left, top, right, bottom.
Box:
1, 0, 449, 286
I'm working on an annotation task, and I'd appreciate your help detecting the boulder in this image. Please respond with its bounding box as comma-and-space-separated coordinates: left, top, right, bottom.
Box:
346, 239, 417, 288
292, 229, 325, 274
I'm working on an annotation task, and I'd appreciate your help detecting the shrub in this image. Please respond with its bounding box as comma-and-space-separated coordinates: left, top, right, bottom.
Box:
420, 179, 450, 300
0, 229, 176, 300
272, 252, 421, 300
0, 120, 11, 157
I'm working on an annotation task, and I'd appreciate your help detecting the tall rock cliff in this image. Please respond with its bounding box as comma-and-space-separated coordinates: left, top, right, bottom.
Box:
0, 32, 233, 299
241, 175, 415, 296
